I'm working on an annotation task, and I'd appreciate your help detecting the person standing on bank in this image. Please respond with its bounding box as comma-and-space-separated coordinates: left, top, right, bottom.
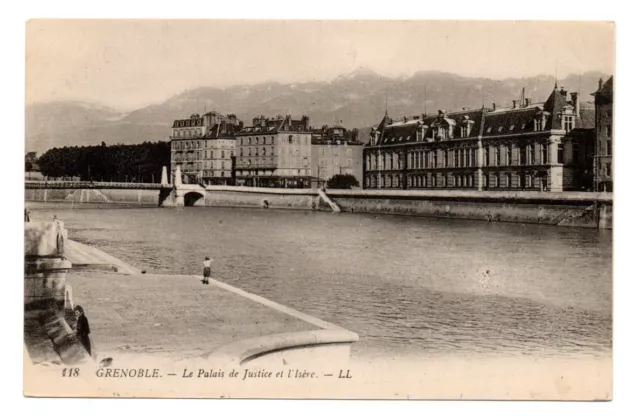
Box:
202, 256, 212, 285
74, 305, 92, 356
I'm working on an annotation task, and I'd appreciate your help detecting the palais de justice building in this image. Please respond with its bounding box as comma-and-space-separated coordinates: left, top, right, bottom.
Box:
363, 84, 596, 192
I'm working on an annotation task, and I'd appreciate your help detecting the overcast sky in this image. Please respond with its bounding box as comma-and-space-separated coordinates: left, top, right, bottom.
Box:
26, 20, 615, 111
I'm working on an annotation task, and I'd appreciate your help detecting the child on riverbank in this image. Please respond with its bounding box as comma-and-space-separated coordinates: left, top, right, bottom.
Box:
202, 257, 212, 285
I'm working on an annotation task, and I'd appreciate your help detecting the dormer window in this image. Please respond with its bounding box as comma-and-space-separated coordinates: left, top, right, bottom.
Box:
534, 119, 543, 131
497, 126, 504, 133
563, 115, 574, 133
486, 127, 492, 134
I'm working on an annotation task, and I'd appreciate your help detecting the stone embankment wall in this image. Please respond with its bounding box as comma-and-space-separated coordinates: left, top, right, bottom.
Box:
201, 186, 318, 210
25, 185, 613, 229
325, 190, 613, 229
25, 188, 159, 205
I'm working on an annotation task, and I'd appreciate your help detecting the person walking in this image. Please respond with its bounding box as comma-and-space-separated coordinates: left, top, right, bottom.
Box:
202, 256, 212, 285
74, 305, 92, 356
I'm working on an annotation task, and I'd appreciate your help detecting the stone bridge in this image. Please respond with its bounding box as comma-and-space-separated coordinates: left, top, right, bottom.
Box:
157, 165, 208, 207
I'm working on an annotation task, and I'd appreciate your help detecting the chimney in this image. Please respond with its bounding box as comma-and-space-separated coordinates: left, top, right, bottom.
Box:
525, 98, 530, 107
598, 78, 603, 90
492, 103, 496, 111
559, 87, 567, 98
512, 100, 517, 109
403, 116, 407, 123
570, 92, 580, 116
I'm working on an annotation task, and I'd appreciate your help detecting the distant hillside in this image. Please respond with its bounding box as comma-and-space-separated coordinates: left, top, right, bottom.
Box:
25, 70, 610, 153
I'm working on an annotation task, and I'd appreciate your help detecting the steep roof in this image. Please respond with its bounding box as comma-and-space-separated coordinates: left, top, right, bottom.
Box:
483, 106, 543, 136
237, 116, 310, 134
576, 107, 596, 129
543, 87, 568, 130
203, 121, 241, 139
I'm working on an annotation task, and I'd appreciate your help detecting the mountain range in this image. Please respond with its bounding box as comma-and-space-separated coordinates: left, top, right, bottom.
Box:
25, 69, 610, 154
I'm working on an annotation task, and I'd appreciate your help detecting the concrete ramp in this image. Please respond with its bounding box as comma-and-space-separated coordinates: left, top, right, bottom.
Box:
318, 189, 341, 212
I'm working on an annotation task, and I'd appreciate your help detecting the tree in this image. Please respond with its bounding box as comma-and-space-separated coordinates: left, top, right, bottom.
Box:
326, 174, 359, 189
25, 161, 33, 172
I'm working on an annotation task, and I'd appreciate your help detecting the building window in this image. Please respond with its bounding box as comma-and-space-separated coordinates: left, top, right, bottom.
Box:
541, 144, 548, 164
506, 174, 512, 188
288, 135, 293, 144
529, 145, 535, 165
519, 146, 526, 166
494, 146, 501, 166
557, 143, 565, 164
506, 146, 512, 166
483, 174, 489, 189
494, 173, 500, 188
444, 150, 449, 168
483, 147, 490, 167
534, 118, 542, 131
606, 139, 612, 156
605, 163, 611, 177
563, 116, 574, 133
434, 152, 439, 168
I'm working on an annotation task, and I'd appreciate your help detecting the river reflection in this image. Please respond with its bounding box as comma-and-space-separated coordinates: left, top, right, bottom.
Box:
29, 204, 612, 359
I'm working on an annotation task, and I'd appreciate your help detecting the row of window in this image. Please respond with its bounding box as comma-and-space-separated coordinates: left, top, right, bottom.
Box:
367, 143, 558, 172
202, 150, 233, 159
319, 147, 353, 157
172, 128, 203, 139
366, 172, 543, 189
239, 135, 310, 146
237, 169, 311, 176
202, 170, 228, 178
172, 141, 202, 150
319, 158, 353, 167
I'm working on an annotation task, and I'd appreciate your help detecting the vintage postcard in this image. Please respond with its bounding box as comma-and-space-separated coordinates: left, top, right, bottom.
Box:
24, 19, 614, 399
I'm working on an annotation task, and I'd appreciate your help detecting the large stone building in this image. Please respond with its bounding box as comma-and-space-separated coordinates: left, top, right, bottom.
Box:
593, 76, 614, 192
310, 125, 364, 187
170, 112, 241, 185
364, 85, 595, 192
234, 115, 313, 188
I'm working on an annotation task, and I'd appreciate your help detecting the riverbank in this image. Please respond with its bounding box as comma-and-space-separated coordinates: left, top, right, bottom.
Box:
25, 185, 613, 229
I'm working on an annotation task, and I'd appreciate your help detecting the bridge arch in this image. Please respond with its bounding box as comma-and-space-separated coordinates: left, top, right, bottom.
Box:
183, 191, 205, 207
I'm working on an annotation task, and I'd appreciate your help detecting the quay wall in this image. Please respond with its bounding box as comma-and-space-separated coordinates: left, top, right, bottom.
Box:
25, 188, 159, 205
24, 185, 613, 229
201, 186, 318, 210
197, 187, 612, 229
326, 191, 612, 229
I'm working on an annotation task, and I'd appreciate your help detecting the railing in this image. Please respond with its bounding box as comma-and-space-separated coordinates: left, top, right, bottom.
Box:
25, 180, 165, 190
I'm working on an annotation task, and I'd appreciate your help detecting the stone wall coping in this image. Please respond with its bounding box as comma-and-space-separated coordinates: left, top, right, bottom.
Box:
325, 189, 613, 203
208, 329, 359, 365
203, 185, 318, 196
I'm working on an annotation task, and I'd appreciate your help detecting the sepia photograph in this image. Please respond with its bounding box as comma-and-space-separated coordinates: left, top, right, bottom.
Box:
22, 17, 615, 400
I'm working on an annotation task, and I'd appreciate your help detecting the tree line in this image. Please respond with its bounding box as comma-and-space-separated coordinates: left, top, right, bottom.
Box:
37, 141, 171, 183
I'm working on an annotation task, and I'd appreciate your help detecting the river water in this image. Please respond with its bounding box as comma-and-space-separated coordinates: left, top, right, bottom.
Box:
29, 204, 612, 360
